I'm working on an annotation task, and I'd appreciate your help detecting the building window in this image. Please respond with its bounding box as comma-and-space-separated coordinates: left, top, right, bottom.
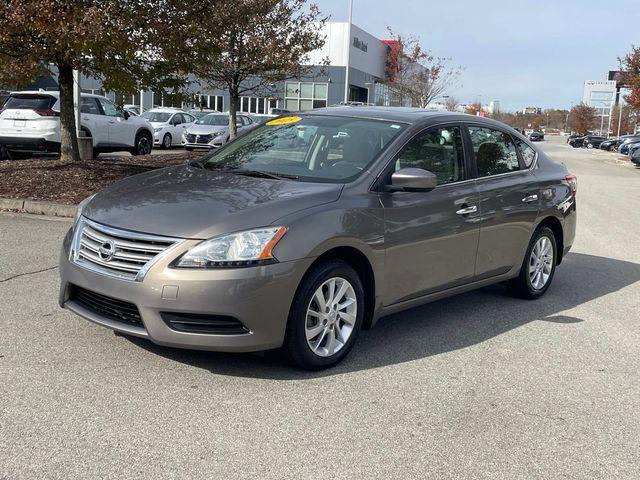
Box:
285, 82, 328, 111
238, 96, 268, 114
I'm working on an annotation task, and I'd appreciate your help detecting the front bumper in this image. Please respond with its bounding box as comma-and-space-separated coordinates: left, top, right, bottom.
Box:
59, 228, 314, 352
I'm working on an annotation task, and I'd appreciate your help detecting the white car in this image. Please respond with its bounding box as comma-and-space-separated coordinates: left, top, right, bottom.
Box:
0, 91, 154, 157
141, 108, 196, 149
182, 113, 255, 150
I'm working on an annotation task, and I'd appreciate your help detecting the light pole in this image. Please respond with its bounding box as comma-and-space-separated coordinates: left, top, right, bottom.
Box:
343, 0, 353, 104
364, 81, 373, 104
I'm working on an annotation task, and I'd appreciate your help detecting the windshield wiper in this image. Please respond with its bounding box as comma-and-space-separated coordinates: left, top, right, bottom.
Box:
232, 169, 299, 180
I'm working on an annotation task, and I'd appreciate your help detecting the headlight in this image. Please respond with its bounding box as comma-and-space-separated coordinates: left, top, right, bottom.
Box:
212, 130, 226, 137
175, 227, 287, 268
74, 193, 95, 225
154, 127, 163, 133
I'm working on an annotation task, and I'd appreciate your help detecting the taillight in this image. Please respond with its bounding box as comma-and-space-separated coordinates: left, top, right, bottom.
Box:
564, 174, 577, 197
34, 108, 59, 117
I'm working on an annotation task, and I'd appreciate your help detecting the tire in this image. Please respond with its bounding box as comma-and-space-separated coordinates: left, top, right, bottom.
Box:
586, 143, 593, 149
161, 133, 172, 149
131, 131, 153, 156
283, 259, 364, 370
508, 226, 557, 300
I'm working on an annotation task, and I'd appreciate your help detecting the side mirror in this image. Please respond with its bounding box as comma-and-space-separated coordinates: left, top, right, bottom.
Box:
389, 168, 438, 192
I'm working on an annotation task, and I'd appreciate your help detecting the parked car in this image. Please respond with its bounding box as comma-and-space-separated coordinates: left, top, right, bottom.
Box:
0, 91, 154, 157
123, 104, 140, 116
598, 138, 620, 151
630, 146, 640, 165
529, 131, 544, 142
188, 109, 218, 120
141, 108, 196, 149
582, 135, 607, 149
59, 107, 577, 370
627, 142, 640, 158
182, 113, 254, 150
568, 136, 586, 148
618, 136, 640, 155
566, 134, 581, 144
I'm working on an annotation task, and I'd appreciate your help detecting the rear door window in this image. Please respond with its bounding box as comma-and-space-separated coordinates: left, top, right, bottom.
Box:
81, 98, 101, 115
4, 95, 57, 110
468, 126, 520, 177
514, 138, 536, 168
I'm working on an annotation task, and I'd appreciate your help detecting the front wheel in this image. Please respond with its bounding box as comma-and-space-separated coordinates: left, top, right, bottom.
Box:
586, 143, 593, 149
161, 133, 172, 149
509, 226, 557, 299
283, 259, 364, 370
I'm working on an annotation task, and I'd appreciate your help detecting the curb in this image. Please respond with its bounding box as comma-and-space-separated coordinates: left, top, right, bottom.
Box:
0, 198, 76, 217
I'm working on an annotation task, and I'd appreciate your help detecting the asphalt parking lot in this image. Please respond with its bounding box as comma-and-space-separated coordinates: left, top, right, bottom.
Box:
1, 136, 639, 479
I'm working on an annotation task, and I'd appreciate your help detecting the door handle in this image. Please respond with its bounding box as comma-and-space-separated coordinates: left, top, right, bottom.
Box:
108, 121, 115, 125
456, 205, 478, 215
522, 194, 538, 203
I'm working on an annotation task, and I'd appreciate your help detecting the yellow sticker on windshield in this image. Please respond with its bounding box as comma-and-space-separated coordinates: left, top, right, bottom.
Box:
266, 116, 302, 126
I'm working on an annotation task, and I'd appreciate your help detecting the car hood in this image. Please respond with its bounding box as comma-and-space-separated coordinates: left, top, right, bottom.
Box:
83, 165, 343, 239
187, 124, 228, 135
148, 121, 167, 128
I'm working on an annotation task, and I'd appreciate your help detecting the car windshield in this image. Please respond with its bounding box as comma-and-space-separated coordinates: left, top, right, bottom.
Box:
197, 114, 228, 126
200, 115, 407, 182
142, 112, 172, 123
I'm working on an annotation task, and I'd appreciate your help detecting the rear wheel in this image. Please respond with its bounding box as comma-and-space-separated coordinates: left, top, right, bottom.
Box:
283, 259, 364, 370
131, 131, 152, 156
509, 226, 557, 299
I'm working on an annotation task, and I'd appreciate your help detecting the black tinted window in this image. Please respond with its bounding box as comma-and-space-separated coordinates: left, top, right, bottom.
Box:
468, 126, 520, 176
396, 126, 466, 185
4, 95, 56, 110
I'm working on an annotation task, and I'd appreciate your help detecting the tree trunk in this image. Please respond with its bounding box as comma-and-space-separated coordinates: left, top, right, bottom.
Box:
57, 64, 80, 162
228, 85, 239, 140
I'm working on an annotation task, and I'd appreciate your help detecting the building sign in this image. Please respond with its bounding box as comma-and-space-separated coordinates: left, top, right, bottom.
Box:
353, 37, 368, 53
608, 70, 628, 89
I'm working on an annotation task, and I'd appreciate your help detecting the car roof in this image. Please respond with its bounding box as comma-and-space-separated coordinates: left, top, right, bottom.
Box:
9, 90, 112, 101
147, 107, 184, 112
304, 106, 511, 129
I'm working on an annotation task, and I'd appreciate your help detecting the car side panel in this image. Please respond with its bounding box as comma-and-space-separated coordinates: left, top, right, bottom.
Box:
474, 170, 541, 280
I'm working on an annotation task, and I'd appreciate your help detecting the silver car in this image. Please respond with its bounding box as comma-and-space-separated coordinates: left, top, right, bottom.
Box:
183, 113, 254, 150
59, 107, 577, 370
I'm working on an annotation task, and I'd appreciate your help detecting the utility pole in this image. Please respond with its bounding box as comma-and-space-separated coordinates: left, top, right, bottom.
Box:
343, 0, 353, 104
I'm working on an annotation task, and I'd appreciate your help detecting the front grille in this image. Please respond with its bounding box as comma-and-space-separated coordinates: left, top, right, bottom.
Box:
196, 134, 212, 144
161, 312, 249, 335
69, 285, 142, 326
71, 218, 179, 281
185, 133, 196, 142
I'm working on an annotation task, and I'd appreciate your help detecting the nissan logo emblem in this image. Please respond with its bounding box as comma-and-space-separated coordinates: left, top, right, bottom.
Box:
98, 240, 116, 261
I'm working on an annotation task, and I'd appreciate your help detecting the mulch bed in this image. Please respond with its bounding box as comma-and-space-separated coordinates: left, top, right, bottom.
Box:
0, 151, 205, 205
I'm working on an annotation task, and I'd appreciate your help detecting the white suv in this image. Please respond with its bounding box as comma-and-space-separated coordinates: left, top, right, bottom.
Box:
140, 108, 196, 149
0, 91, 154, 157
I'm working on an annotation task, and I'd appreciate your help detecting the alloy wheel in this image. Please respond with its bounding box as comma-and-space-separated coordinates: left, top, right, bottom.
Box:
138, 136, 151, 155
163, 134, 171, 148
305, 277, 357, 357
528, 236, 554, 290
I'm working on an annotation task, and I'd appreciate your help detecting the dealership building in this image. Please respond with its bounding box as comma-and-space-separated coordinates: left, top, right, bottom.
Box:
70, 21, 397, 115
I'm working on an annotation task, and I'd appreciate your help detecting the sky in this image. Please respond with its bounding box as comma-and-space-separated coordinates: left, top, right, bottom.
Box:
316, 0, 640, 112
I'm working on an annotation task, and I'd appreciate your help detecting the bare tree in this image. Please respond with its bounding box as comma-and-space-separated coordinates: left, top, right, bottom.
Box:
568, 103, 597, 135
465, 102, 481, 116
384, 28, 462, 108
190, 0, 326, 139
619, 45, 640, 111
444, 96, 459, 112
